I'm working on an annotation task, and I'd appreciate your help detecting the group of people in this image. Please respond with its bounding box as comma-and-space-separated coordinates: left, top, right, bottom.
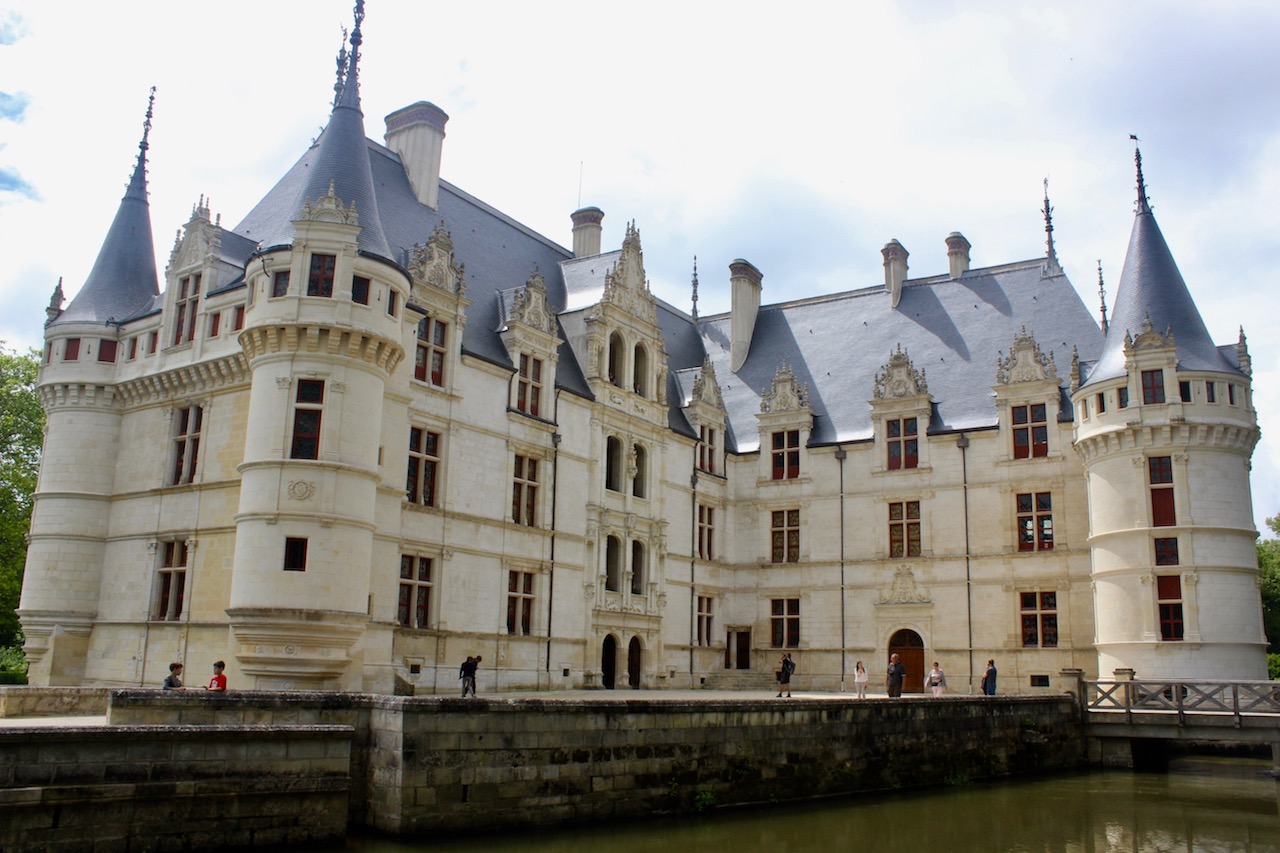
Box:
779, 655, 999, 698
161, 660, 227, 691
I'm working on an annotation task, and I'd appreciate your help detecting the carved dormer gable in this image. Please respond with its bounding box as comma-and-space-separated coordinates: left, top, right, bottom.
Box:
873, 344, 928, 400
996, 327, 1059, 386
408, 222, 467, 298
1123, 313, 1176, 355
299, 180, 360, 226
690, 356, 725, 412
760, 362, 810, 414
167, 195, 225, 276
508, 269, 557, 337
598, 221, 657, 326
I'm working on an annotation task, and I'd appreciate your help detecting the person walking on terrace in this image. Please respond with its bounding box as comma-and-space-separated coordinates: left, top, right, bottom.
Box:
885, 653, 906, 698
777, 653, 795, 698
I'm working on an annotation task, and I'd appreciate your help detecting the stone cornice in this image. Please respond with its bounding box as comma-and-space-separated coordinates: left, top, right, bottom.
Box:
115, 352, 250, 406
239, 323, 404, 374
1073, 420, 1259, 463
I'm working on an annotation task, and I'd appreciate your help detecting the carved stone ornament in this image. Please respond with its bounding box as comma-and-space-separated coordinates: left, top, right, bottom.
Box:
877, 565, 931, 604
407, 223, 466, 297
287, 480, 317, 501
873, 345, 928, 400
996, 327, 1058, 385
509, 269, 557, 335
299, 180, 360, 226
599, 221, 657, 325
690, 356, 725, 410
1123, 313, 1176, 354
760, 362, 810, 413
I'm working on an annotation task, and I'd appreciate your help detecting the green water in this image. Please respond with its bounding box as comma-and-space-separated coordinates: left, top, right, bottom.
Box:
326, 756, 1280, 852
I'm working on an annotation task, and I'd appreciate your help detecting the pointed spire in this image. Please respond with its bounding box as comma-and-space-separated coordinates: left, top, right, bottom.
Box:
1133, 137, 1151, 214
690, 255, 699, 320
1082, 145, 1236, 387
333, 26, 348, 108
1042, 177, 1060, 275
55, 89, 161, 326
1097, 260, 1108, 334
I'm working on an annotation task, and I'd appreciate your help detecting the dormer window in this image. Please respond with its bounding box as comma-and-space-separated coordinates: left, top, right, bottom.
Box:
698, 425, 718, 476
307, 254, 336, 297
415, 316, 447, 387
771, 430, 800, 480
1012, 404, 1047, 459
172, 274, 201, 345
516, 354, 543, 416
887, 417, 918, 470
1141, 369, 1165, 404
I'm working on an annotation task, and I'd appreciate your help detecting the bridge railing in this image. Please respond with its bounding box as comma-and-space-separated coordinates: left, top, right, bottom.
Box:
1080, 678, 1280, 728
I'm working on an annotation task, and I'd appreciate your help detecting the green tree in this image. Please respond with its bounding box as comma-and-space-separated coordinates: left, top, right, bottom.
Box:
0, 342, 42, 648
1257, 515, 1280, 676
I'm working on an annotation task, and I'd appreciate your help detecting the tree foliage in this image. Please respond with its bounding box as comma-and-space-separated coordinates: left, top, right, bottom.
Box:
0, 342, 42, 648
1257, 514, 1280, 657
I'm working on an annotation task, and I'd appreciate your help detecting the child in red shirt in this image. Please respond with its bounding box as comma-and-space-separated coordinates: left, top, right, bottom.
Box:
204, 660, 227, 691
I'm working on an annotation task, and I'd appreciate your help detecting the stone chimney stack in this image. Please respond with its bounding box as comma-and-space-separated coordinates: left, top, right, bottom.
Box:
729, 259, 763, 372
570, 207, 604, 258
882, 239, 909, 308
946, 232, 971, 280
384, 102, 449, 210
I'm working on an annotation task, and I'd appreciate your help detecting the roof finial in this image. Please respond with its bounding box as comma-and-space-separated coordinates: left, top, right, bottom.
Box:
1042, 177, 1058, 267
126, 87, 157, 200
1131, 134, 1150, 213
333, 26, 349, 107
691, 255, 699, 320
140, 86, 156, 155
1097, 259, 1109, 334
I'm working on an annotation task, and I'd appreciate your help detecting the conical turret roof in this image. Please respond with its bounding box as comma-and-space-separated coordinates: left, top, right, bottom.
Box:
55, 90, 160, 325
1082, 150, 1238, 386
239, 3, 391, 262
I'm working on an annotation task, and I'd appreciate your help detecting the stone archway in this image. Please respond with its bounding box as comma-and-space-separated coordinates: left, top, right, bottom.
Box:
601, 635, 618, 689
627, 636, 643, 689
888, 628, 925, 694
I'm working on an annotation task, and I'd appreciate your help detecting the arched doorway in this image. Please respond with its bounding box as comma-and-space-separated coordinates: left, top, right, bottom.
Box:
601, 635, 617, 689
888, 629, 925, 694
627, 636, 643, 689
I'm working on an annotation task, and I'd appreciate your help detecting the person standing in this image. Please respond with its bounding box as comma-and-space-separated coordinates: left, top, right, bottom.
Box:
459, 656, 478, 697
885, 653, 906, 698
983, 659, 998, 696
853, 660, 868, 699
926, 661, 947, 697
162, 662, 184, 690
776, 653, 795, 698
203, 660, 227, 691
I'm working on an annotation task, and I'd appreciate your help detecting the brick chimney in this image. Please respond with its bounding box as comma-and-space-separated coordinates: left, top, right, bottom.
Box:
946, 232, 971, 279
571, 207, 604, 258
384, 102, 449, 210
729, 259, 763, 372
882, 239, 909, 308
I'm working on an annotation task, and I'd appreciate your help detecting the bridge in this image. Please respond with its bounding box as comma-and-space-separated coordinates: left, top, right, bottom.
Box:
1063, 672, 1280, 774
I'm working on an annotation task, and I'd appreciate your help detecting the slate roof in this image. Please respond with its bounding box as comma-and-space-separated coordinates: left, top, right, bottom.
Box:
1082, 185, 1239, 386
686, 261, 1105, 454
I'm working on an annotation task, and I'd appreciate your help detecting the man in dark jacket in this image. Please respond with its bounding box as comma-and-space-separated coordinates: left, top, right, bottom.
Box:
885, 653, 906, 698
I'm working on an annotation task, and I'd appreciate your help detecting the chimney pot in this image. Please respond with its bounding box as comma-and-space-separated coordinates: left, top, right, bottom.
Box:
882, 239, 909, 308
384, 102, 449, 210
946, 232, 971, 280
570, 207, 604, 258
729, 259, 763, 372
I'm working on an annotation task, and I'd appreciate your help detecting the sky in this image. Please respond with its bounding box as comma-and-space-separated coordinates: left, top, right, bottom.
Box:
2, 0, 1280, 524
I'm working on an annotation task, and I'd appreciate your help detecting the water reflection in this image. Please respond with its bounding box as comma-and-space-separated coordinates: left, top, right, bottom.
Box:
329, 757, 1279, 853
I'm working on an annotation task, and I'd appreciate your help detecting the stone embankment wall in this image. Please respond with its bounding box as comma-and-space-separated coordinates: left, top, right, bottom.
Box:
0, 722, 352, 852
0, 686, 109, 717
1, 689, 1086, 846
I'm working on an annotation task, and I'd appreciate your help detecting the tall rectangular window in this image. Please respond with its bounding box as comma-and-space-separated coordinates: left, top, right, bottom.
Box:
172, 274, 201, 346
208, 312, 221, 338
170, 405, 204, 486
888, 500, 921, 558
507, 570, 534, 635
512, 455, 538, 526
386, 290, 399, 317
1157, 575, 1184, 641
1205, 381, 1217, 403
415, 317, 448, 387
233, 305, 245, 331
283, 537, 308, 571
1095, 392, 1106, 414
698, 504, 715, 560
699, 425, 718, 475
770, 509, 800, 563
770, 598, 800, 648
148, 331, 158, 354
154, 540, 189, 620
1020, 591, 1058, 648
351, 275, 370, 305
307, 254, 336, 297
290, 379, 325, 460
771, 430, 800, 480
128, 337, 138, 360
1012, 404, 1048, 459
64, 338, 80, 361
1118, 387, 1129, 409
1149, 456, 1175, 527
98, 339, 118, 363
1228, 384, 1237, 405
1016, 492, 1054, 552
271, 270, 290, 298
1178, 380, 1192, 403
1141, 369, 1166, 404
397, 555, 433, 629
516, 354, 543, 416
1154, 537, 1180, 566
887, 417, 918, 470
406, 427, 440, 507
696, 596, 714, 646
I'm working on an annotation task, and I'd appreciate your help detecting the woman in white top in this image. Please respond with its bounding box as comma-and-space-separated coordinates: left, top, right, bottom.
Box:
853, 660, 869, 699
926, 662, 947, 697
